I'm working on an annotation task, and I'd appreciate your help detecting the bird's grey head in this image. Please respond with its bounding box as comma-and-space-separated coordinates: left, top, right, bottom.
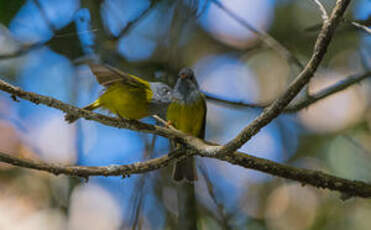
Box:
149, 82, 173, 104
173, 68, 200, 102
179, 67, 198, 87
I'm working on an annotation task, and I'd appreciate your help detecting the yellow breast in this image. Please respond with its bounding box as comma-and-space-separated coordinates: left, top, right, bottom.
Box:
166, 98, 206, 137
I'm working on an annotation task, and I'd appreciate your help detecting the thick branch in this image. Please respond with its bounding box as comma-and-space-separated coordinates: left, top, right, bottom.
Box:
216, 0, 352, 155
217, 152, 371, 198
205, 71, 371, 112
1, 150, 371, 198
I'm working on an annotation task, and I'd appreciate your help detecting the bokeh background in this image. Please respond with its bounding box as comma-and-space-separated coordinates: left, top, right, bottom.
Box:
0, 0, 370, 229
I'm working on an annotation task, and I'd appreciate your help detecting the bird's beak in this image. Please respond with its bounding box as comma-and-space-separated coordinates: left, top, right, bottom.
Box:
180, 73, 187, 79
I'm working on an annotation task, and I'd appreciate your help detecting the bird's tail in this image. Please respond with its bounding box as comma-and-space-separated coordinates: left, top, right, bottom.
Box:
172, 157, 197, 183
65, 100, 101, 123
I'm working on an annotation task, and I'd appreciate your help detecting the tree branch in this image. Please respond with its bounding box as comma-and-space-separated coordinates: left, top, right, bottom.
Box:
215, 0, 352, 156
199, 164, 231, 228
217, 152, 371, 198
311, 0, 329, 22
1, 148, 371, 198
33, 0, 57, 32
211, 0, 304, 70
112, 0, 159, 39
0, 150, 182, 178
0, 78, 185, 139
204, 71, 371, 112
203, 92, 270, 109
286, 71, 371, 112
351, 21, 371, 35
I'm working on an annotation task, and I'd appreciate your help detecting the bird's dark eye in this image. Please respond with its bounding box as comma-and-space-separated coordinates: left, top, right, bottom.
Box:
162, 88, 170, 95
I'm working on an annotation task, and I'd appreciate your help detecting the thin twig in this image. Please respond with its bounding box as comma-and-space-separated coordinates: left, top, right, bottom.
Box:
204, 71, 371, 112
203, 92, 269, 109
286, 71, 371, 112
33, 0, 57, 32
152, 115, 177, 131
199, 164, 231, 229
114, 1, 159, 39
351, 21, 371, 34
304, 17, 371, 33
210, 0, 304, 70
342, 135, 371, 158
196, 0, 210, 18
312, 0, 329, 22
130, 135, 157, 230
360, 50, 370, 71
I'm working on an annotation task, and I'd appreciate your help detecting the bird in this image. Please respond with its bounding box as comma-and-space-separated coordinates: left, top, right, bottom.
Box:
65, 63, 173, 123
166, 67, 207, 182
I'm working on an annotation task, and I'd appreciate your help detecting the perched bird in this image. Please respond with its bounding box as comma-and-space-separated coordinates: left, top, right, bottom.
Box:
166, 68, 207, 182
65, 63, 173, 123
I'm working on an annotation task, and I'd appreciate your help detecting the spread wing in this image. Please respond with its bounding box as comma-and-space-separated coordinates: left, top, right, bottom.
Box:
88, 63, 150, 89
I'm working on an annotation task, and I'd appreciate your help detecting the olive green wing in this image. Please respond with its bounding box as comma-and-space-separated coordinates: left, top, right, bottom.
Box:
88, 63, 150, 89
